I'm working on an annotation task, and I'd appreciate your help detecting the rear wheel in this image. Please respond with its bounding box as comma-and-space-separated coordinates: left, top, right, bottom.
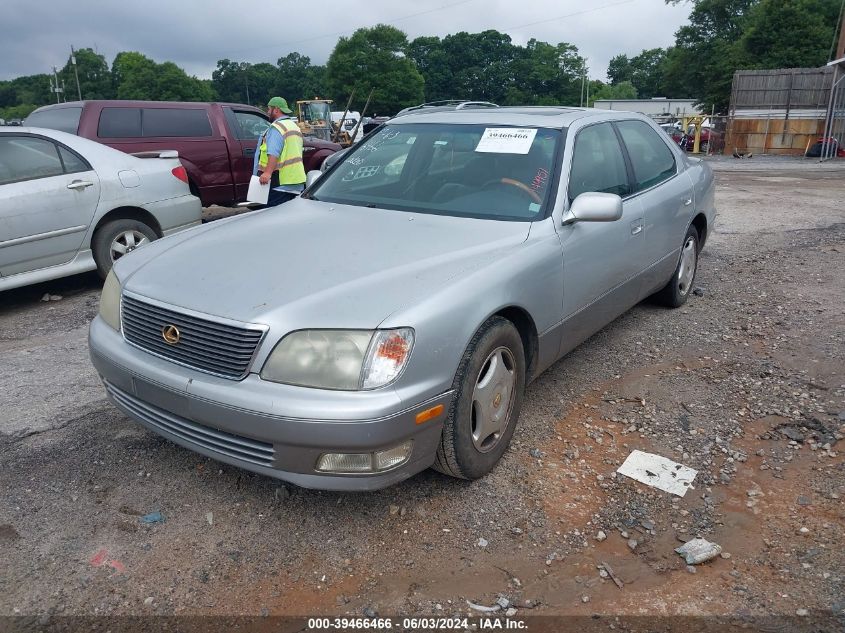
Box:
92, 218, 157, 279
433, 317, 526, 480
653, 224, 699, 308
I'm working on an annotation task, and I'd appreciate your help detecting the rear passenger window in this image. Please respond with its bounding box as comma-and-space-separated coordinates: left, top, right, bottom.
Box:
58, 146, 90, 174
142, 108, 212, 137
615, 120, 676, 191
568, 123, 629, 201
24, 107, 83, 134
98, 108, 142, 138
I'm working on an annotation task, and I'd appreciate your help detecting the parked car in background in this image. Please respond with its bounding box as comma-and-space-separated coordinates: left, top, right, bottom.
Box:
669, 123, 721, 153
25, 101, 341, 207
89, 105, 715, 491
0, 127, 201, 291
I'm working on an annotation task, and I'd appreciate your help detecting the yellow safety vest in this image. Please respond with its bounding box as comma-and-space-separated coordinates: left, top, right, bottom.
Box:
258, 118, 306, 185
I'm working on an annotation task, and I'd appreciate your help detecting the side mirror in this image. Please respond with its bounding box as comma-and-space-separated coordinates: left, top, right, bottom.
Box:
305, 170, 323, 188
565, 192, 623, 224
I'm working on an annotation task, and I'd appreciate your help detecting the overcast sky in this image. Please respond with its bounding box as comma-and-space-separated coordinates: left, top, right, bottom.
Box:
0, 0, 693, 83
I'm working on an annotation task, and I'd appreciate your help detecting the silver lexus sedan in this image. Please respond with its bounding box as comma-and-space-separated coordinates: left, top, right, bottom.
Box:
88, 106, 715, 491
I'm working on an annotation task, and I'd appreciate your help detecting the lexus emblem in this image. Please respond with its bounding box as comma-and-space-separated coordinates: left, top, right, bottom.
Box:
161, 324, 181, 345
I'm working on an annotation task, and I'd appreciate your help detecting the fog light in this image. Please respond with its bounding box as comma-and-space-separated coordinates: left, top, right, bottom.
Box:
316, 441, 414, 474
316, 453, 372, 473
374, 441, 413, 471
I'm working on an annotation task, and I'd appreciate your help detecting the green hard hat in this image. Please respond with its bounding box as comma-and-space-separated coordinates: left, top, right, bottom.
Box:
267, 97, 293, 114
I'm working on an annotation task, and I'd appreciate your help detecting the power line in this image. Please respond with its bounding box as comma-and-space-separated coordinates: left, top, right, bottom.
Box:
219, 0, 480, 58
500, 0, 636, 33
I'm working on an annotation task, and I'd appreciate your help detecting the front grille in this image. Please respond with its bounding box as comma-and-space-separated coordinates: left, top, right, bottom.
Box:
121, 294, 265, 379
104, 380, 275, 467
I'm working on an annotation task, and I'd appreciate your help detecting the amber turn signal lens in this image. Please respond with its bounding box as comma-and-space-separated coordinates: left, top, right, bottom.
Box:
415, 404, 444, 425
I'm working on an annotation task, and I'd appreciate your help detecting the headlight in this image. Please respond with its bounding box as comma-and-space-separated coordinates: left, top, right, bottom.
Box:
99, 270, 121, 331
260, 328, 414, 390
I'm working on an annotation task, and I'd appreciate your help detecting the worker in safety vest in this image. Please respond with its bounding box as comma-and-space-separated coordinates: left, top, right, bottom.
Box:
253, 96, 306, 206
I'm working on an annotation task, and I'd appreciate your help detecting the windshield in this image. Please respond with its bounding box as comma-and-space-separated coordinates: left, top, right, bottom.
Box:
310, 123, 562, 221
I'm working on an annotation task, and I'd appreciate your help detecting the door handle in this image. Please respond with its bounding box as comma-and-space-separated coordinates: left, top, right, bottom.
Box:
67, 180, 94, 190
630, 219, 643, 236
243, 148, 256, 156
682, 198, 693, 206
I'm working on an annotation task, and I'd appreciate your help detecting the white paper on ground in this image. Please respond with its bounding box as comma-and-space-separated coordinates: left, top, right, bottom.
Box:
616, 449, 698, 497
475, 127, 537, 154
246, 175, 269, 204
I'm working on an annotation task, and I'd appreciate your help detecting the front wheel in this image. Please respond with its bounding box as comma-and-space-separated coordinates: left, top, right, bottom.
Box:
653, 225, 699, 308
92, 218, 157, 279
433, 317, 526, 480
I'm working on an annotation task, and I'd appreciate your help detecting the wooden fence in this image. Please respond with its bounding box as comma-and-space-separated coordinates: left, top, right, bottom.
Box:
725, 68, 834, 155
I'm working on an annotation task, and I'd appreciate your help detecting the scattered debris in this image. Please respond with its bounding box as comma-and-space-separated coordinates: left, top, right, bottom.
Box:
363, 607, 377, 618
581, 595, 590, 603
205, 512, 213, 526
505, 607, 517, 617
617, 450, 698, 497
796, 609, 809, 617
143, 597, 154, 606
692, 287, 705, 297
596, 530, 607, 542
40, 294, 62, 302
627, 539, 638, 551
467, 600, 500, 613
496, 596, 510, 609
600, 562, 624, 589
477, 537, 489, 548
675, 538, 723, 565
139, 512, 164, 524
529, 448, 542, 458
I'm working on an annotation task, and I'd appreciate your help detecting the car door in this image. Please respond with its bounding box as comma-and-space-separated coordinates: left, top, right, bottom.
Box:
222, 106, 270, 201
557, 121, 646, 356
0, 134, 101, 276
613, 120, 694, 297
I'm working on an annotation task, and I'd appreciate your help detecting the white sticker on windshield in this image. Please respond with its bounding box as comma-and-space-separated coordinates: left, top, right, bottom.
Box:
475, 128, 537, 154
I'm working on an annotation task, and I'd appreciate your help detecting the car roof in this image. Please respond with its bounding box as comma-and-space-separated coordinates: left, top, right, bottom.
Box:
388, 106, 643, 129
31, 100, 261, 111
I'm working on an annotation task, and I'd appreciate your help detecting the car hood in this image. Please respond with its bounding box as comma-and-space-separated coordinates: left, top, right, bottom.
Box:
121, 197, 531, 331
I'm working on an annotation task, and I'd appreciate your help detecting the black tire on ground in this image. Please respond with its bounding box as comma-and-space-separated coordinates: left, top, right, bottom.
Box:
433, 316, 526, 480
652, 224, 700, 308
92, 218, 157, 279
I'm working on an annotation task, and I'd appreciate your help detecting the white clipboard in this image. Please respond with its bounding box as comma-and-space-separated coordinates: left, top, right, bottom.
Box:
246, 175, 270, 204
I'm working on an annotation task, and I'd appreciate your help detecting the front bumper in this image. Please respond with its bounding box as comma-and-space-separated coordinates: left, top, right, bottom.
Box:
89, 316, 452, 491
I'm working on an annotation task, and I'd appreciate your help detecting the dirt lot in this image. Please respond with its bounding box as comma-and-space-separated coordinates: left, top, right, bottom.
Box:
1, 158, 843, 630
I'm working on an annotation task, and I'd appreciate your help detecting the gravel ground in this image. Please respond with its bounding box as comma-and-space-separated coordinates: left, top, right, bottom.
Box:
1, 160, 843, 627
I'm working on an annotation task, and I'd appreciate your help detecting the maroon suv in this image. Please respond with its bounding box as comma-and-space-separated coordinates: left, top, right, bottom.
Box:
25, 101, 340, 207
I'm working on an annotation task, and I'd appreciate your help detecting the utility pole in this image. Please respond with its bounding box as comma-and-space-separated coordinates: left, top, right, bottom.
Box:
70, 46, 82, 101
838, 3, 845, 59
50, 66, 64, 103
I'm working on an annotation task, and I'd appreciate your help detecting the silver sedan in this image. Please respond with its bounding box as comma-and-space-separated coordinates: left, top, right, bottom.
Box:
0, 127, 201, 291
89, 106, 715, 490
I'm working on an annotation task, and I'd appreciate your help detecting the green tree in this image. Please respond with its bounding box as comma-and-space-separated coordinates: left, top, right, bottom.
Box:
276, 53, 327, 103
212, 59, 251, 103
326, 24, 424, 115
60, 48, 113, 100
113, 52, 210, 101
739, 0, 842, 69
663, 0, 757, 111
607, 54, 634, 85
589, 80, 638, 106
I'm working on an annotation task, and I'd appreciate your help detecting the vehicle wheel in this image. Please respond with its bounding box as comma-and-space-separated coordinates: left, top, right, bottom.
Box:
433, 316, 526, 480
92, 219, 157, 279
653, 224, 699, 308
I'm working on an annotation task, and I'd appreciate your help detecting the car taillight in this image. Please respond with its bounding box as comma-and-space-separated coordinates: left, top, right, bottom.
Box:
171, 166, 188, 183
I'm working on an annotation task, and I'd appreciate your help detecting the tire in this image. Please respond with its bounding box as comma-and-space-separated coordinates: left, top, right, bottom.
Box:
92, 218, 157, 279
653, 224, 699, 308
433, 316, 526, 480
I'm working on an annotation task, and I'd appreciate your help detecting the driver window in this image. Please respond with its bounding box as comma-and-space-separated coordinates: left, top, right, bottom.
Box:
233, 111, 269, 140
568, 123, 629, 201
